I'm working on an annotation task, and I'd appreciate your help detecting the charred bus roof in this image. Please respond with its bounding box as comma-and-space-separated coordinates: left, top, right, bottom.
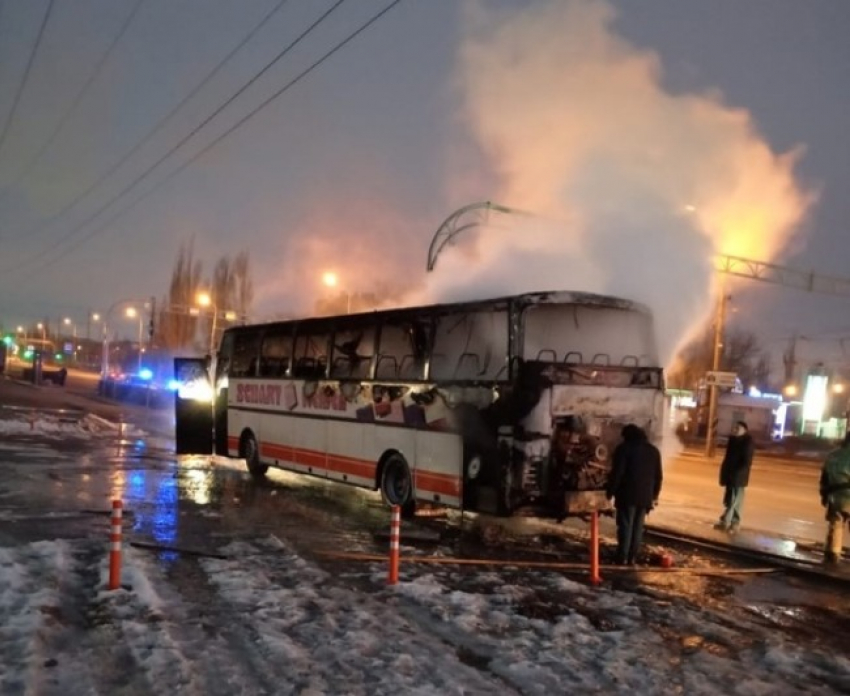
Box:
225, 290, 652, 335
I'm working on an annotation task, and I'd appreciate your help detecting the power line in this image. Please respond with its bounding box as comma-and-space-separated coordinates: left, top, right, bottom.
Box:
13, 0, 399, 274
0, 0, 145, 207
0, 0, 289, 244
0, 0, 56, 161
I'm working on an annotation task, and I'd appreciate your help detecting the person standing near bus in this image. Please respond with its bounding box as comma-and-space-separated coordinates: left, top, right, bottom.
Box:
606, 424, 663, 565
820, 431, 850, 564
714, 420, 755, 533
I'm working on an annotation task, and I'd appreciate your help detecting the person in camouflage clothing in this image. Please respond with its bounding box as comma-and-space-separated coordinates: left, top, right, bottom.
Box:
820, 431, 850, 564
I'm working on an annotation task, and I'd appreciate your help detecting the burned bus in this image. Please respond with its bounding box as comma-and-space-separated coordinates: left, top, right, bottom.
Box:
174, 291, 665, 518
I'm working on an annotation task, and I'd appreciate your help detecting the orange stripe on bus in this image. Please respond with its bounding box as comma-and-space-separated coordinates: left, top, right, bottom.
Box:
415, 471, 461, 496
326, 455, 375, 479
229, 437, 458, 494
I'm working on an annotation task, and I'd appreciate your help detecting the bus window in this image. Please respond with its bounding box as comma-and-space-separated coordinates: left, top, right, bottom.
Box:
231, 330, 261, 377
292, 324, 330, 379
431, 309, 508, 381
260, 328, 293, 378
331, 323, 376, 380
522, 304, 657, 366
377, 315, 431, 381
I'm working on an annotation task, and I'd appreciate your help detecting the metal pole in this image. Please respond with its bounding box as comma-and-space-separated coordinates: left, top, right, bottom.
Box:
137, 316, 143, 372
102, 323, 109, 378
209, 305, 217, 354
705, 287, 728, 457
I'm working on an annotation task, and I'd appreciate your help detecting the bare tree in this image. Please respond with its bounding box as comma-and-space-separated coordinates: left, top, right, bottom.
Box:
157, 239, 204, 352
667, 326, 772, 391
207, 251, 254, 347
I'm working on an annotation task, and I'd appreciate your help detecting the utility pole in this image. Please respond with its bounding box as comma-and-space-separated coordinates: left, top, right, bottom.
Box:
783, 333, 798, 384
705, 287, 729, 458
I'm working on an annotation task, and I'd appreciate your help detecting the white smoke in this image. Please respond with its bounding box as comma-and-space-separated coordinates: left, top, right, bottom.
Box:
426, 0, 813, 365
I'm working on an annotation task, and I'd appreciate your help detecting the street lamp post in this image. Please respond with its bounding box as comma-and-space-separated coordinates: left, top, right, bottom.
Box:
196, 292, 218, 354
322, 271, 351, 314
101, 298, 149, 377
125, 307, 144, 372
63, 318, 78, 362
87, 311, 100, 341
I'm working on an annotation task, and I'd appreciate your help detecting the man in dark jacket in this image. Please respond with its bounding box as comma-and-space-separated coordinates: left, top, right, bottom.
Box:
714, 420, 755, 533
606, 424, 663, 565
820, 431, 850, 564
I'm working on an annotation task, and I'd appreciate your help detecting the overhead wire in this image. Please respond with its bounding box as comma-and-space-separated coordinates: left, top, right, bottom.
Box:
0, 0, 145, 209
12, 0, 406, 275
0, 0, 290, 244
0, 0, 56, 161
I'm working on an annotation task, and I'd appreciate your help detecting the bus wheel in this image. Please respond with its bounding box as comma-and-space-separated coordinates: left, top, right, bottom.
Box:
240, 431, 268, 478
463, 453, 482, 509
381, 453, 415, 518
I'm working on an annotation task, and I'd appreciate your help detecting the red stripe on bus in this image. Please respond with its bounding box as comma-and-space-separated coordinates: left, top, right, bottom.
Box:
326, 454, 375, 480
415, 470, 461, 496
228, 437, 458, 494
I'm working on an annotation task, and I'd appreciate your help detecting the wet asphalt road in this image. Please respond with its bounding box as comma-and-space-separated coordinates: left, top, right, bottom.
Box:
1, 374, 849, 657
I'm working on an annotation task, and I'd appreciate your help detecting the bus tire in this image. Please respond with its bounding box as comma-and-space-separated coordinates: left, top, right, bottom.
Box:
240, 431, 268, 478
462, 452, 482, 509
380, 453, 415, 518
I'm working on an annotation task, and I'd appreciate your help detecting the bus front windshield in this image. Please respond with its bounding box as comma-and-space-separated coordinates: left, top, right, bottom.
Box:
522, 303, 658, 367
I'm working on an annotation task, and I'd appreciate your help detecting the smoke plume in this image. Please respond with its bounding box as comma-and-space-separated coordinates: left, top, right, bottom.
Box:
426, 0, 813, 364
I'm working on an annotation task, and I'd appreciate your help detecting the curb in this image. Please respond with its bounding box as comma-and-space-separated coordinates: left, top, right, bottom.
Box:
645, 525, 850, 584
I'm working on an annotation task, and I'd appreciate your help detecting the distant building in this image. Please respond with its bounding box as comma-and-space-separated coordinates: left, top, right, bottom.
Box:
716, 393, 780, 446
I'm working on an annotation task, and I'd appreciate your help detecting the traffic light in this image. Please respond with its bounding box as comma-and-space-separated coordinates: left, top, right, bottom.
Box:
2, 335, 13, 347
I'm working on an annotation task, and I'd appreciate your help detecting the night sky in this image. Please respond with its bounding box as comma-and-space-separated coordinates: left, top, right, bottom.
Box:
0, 0, 847, 372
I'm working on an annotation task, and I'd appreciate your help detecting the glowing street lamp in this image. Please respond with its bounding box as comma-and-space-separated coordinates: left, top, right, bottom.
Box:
87, 311, 101, 340
322, 271, 350, 314
63, 318, 78, 360
125, 307, 144, 371
783, 384, 798, 398
196, 292, 216, 354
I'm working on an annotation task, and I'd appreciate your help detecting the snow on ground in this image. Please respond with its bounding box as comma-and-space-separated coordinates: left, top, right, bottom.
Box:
1, 534, 848, 695
0, 413, 139, 438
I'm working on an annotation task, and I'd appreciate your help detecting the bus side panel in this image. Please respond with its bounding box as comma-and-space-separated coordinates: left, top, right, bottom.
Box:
368, 424, 417, 483
226, 407, 250, 457
413, 430, 462, 507
326, 419, 377, 488
258, 410, 294, 469
285, 416, 328, 477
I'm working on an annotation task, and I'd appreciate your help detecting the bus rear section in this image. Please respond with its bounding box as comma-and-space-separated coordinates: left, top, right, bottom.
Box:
459, 295, 665, 518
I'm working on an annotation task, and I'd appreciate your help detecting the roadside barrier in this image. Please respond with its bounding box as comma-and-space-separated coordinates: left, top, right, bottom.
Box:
387, 505, 400, 585
108, 499, 123, 590
589, 510, 601, 586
